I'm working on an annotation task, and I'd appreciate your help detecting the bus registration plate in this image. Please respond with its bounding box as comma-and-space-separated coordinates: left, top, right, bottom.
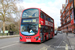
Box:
26, 39, 31, 42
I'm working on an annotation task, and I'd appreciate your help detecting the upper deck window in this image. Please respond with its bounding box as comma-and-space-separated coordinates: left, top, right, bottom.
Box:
51, 19, 53, 22
22, 9, 39, 18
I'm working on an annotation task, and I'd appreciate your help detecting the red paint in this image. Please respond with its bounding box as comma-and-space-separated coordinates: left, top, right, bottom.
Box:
71, 19, 74, 25
19, 8, 54, 43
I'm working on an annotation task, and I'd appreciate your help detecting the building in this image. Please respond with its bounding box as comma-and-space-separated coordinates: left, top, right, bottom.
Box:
58, 27, 61, 31
54, 23, 58, 30
60, 0, 75, 33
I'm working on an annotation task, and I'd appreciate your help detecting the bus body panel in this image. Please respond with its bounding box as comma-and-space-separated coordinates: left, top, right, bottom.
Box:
20, 33, 41, 42
39, 13, 54, 39
20, 8, 41, 42
20, 28, 41, 42
20, 8, 54, 43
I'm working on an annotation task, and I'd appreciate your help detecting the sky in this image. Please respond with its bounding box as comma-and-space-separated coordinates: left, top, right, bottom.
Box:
17, 0, 66, 27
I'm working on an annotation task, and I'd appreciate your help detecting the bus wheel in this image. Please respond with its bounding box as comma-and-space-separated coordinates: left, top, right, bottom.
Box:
48, 35, 50, 40
39, 42, 42, 44
51, 35, 53, 39
45, 36, 47, 41
39, 39, 43, 44
42, 38, 44, 43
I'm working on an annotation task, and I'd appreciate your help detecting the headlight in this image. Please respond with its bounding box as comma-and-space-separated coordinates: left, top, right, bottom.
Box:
20, 36, 22, 39
35, 36, 39, 38
35, 36, 39, 41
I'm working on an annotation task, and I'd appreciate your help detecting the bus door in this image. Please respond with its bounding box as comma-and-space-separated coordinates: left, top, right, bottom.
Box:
48, 27, 51, 39
40, 25, 44, 42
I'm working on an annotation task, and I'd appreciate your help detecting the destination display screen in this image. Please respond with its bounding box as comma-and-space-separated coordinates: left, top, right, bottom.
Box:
21, 18, 39, 24
23, 19, 36, 22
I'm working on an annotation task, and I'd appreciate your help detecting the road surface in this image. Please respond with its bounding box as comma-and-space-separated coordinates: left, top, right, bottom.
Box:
0, 33, 72, 50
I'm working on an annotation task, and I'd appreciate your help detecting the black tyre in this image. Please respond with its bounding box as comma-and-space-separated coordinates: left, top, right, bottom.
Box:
45, 36, 47, 41
51, 35, 53, 39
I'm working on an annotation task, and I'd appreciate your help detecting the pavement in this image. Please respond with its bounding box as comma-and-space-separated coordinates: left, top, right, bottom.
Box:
66, 33, 75, 50
0, 35, 19, 39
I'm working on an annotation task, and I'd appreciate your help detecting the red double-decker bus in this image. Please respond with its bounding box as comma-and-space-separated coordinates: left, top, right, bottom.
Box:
20, 8, 54, 43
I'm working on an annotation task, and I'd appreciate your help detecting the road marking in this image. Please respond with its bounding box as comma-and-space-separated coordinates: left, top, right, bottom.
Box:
55, 36, 64, 50
63, 41, 67, 44
40, 46, 50, 50
56, 39, 63, 49
0, 41, 18, 49
65, 44, 68, 50
40, 46, 47, 50
52, 37, 63, 44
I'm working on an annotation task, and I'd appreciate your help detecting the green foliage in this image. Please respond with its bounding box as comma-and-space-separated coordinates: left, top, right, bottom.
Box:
6, 23, 19, 34
0, 33, 7, 36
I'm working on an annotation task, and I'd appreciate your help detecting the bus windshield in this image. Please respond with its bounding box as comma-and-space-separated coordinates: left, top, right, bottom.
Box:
22, 9, 39, 18
21, 24, 38, 36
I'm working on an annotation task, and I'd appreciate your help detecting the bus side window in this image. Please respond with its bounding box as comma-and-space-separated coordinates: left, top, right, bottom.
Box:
48, 27, 51, 33
44, 26, 48, 33
44, 14, 46, 20
51, 19, 53, 23
46, 16, 48, 21
46, 16, 49, 21
49, 18, 51, 22
51, 27, 53, 32
41, 12, 44, 19
44, 30, 46, 33
46, 26, 48, 33
48, 17, 50, 22
43, 26, 46, 33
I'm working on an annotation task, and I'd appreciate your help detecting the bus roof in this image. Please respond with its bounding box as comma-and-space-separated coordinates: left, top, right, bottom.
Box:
40, 10, 54, 20
22, 7, 40, 12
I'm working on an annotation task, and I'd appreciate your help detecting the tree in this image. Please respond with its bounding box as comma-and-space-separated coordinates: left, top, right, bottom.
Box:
14, 3, 24, 34
0, 0, 18, 34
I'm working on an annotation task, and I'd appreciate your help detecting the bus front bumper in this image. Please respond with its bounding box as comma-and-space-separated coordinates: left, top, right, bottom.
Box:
20, 37, 41, 43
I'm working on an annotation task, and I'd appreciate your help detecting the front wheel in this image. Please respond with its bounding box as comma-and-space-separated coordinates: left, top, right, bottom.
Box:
45, 36, 47, 41
39, 38, 44, 44
51, 35, 53, 39
48, 34, 50, 40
